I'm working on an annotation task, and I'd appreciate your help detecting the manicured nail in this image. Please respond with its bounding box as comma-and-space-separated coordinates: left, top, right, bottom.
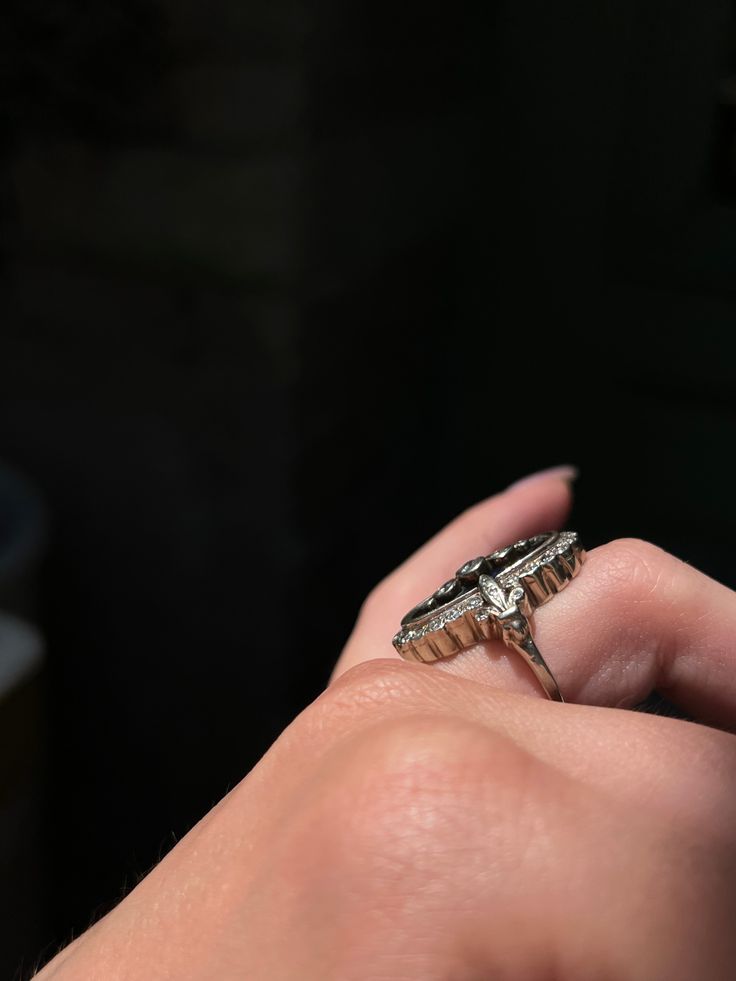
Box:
506, 465, 579, 491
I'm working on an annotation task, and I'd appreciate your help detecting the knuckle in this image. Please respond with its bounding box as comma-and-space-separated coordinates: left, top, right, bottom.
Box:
312, 716, 539, 892
315, 658, 436, 730
594, 537, 672, 603
272, 716, 535, 964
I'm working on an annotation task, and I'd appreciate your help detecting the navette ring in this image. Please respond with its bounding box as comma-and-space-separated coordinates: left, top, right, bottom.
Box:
392, 531, 586, 702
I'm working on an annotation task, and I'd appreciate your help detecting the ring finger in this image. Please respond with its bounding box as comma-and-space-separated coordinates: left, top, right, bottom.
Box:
333, 482, 736, 730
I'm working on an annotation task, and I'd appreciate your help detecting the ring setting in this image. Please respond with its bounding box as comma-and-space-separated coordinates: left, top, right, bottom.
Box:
392, 531, 586, 702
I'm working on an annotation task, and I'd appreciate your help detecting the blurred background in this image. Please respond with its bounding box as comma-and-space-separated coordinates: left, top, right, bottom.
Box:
2, 0, 736, 976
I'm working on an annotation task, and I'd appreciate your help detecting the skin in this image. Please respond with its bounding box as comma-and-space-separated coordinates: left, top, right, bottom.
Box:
34, 472, 736, 980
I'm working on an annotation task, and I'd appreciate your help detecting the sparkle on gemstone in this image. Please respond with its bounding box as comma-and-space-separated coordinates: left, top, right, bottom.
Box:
397, 534, 579, 651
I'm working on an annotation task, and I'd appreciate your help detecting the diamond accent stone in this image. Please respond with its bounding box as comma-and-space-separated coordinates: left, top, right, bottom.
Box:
394, 532, 581, 654
495, 531, 577, 591
394, 592, 485, 646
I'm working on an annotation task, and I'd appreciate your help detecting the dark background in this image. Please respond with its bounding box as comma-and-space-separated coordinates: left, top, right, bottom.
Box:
2, 0, 736, 976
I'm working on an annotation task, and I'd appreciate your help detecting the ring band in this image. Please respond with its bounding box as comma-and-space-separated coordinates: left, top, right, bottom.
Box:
392, 531, 586, 701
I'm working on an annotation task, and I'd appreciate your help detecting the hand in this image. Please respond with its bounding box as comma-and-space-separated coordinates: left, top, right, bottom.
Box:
36, 473, 736, 980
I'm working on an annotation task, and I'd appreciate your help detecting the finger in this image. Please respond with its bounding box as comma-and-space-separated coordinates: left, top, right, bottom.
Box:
331, 467, 576, 680
421, 537, 736, 729
335, 471, 736, 727
529, 537, 736, 725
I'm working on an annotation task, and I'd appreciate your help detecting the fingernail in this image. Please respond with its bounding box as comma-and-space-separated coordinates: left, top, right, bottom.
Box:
506, 465, 579, 491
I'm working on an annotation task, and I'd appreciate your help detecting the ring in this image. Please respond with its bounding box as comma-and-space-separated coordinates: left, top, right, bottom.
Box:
392, 531, 586, 702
